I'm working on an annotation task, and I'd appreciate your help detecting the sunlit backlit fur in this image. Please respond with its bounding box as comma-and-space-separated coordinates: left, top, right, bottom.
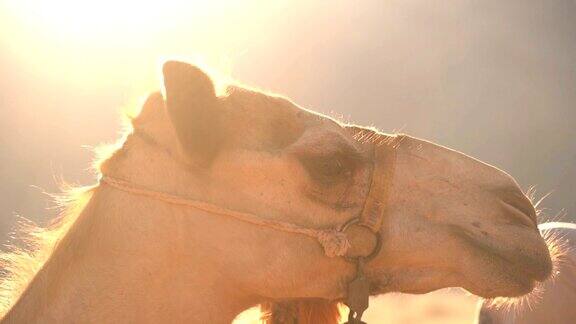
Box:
0, 186, 95, 315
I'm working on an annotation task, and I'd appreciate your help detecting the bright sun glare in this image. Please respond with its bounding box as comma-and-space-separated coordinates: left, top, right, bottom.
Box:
0, 0, 290, 94
1, 1, 232, 40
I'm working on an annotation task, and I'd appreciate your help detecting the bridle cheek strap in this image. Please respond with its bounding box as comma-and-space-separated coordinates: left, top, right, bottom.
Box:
358, 139, 397, 233
339, 135, 398, 262
340, 136, 398, 324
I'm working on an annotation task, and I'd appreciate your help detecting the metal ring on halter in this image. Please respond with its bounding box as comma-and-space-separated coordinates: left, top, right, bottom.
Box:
339, 217, 383, 263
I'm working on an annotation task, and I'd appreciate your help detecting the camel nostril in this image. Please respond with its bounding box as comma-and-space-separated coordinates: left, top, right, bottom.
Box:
502, 199, 538, 228
495, 187, 538, 228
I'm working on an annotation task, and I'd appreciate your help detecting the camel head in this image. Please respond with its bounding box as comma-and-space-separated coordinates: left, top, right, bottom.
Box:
123, 61, 552, 308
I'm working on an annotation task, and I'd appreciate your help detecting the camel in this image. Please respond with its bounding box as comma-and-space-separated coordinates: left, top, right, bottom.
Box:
0, 61, 554, 323
477, 222, 576, 324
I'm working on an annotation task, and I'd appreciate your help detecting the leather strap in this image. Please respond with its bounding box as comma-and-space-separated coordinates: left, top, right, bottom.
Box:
343, 135, 399, 324
358, 137, 398, 233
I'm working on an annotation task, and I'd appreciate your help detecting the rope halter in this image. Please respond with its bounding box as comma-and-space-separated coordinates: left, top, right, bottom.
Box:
100, 131, 399, 324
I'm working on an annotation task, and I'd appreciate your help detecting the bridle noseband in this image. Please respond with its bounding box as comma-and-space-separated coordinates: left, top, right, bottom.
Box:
100, 131, 398, 324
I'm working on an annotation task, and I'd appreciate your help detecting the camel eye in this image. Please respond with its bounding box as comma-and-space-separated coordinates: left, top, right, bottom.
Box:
320, 159, 344, 176
300, 155, 351, 184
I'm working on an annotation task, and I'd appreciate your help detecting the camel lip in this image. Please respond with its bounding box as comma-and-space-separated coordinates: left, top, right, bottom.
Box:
476, 277, 536, 299
465, 239, 540, 298
459, 228, 552, 285
483, 238, 552, 283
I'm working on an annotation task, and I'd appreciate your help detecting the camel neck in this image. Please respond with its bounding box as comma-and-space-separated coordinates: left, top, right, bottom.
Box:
2, 187, 254, 324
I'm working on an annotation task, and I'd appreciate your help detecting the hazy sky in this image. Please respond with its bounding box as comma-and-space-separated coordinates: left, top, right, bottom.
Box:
0, 0, 574, 240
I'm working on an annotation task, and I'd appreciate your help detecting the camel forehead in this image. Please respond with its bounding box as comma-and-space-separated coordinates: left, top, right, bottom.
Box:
223, 86, 343, 150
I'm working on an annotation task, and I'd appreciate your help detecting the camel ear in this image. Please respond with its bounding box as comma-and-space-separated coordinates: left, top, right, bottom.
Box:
162, 61, 225, 166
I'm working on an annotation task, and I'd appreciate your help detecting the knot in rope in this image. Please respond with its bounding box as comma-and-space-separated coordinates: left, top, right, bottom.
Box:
317, 230, 351, 258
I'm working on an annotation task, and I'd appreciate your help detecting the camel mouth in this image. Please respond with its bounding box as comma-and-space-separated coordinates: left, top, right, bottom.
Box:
493, 235, 552, 282
472, 245, 539, 297
459, 229, 552, 297
491, 254, 539, 295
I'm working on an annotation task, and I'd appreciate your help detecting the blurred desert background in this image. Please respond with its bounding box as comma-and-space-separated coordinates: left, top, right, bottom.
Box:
1, 1, 574, 323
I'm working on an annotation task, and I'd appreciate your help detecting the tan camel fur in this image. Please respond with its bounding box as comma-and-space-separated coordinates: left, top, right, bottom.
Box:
0, 62, 553, 323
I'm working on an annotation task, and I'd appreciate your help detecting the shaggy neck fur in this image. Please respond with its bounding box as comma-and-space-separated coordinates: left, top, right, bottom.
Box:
2, 184, 258, 323
0, 112, 258, 322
